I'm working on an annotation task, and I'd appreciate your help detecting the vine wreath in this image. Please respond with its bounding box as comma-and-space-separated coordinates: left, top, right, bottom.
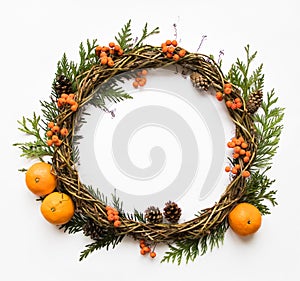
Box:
15, 20, 284, 264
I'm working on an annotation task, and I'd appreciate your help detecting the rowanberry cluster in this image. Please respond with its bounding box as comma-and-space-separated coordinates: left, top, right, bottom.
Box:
57, 93, 78, 112
46, 122, 69, 147
95, 42, 124, 67
132, 69, 148, 88
225, 136, 251, 178
216, 83, 232, 101
105, 206, 121, 228
139, 239, 156, 258
161, 39, 186, 61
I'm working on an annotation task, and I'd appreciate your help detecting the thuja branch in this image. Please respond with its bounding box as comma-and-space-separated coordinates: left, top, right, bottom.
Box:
14, 113, 53, 158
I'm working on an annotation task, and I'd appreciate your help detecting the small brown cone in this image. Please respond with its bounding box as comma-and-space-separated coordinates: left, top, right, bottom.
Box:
163, 201, 181, 223
246, 90, 263, 114
190, 72, 211, 91
145, 206, 163, 224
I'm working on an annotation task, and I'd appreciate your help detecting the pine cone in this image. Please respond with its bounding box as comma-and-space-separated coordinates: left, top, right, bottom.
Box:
246, 90, 263, 114
83, 218, 106, 241
54, 75, 73, 96
190, 72, 211, 91
145, 206, 163, 224
163, 201, 181, 223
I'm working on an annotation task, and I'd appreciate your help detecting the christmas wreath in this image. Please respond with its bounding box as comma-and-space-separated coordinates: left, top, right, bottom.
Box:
15, 20, 284, 264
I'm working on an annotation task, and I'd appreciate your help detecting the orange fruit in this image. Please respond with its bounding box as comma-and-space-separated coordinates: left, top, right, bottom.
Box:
228, 202, 262, 236
25, 162, 57, 196
40, 192, 75, 225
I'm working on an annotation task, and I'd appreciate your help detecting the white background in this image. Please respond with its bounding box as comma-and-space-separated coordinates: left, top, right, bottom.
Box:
1, 0, 300, 280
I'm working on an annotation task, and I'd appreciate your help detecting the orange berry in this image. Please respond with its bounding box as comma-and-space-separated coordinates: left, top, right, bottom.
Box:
68, 94, 75, 99
243, 156, 250, 163
166, 39, 172, 46
100, 51, 107, 58
161, 42, 167, 48
109, 42, 115, 48
113, 215, 120, 221
51, 135, 59, 143
172, 40, 178, 46
235, 139, 241, 146
239, 149, 246, 155
227, 141, 236, 148
150, 252, 156, 258
114, 45, 121, 52
114, 220, 121, 228
109, 49, 115, 55
46, 130, 53, 137
101, 57, 108, 65
242, 170, 251, 178
235, 97, 241, 103
173, 54, 180, 61
71, 103, 78, 112
54, 139, 62, 147
138, 78, 146, 87
140, 249, 146, 255
235, 164, 241, 170
61, 93, 68, 99
166, 52, 173, 58
162, 45, 168, 53
168, 46, 175, 53
141, 69, 148, 76
225, 166, 231, 172
108, 60, 115, 67
234, 146, 241, 154
107, 209, 114, 216
117, 49, 124, 56
236, 102, 243, 108
67, 98, 76, 105
48, 122, 54, 128
216, 92, 223, 101
231, 103, 237, 110
233, 153, 240, 159
143, 246, 151, 253
231, 167, 238, 174
226, 100, 233, 108
46, 139, 53, 146
245, 151, 251, 157
108, 214, 115, 222
224, 87, 232, 95
139, 239, 145, 245
95, 46, 102, 56
241, 142, 248, 149
178, 49, 186, 57
224, 83, 232, 89
51, 125, 60, 133
140, 243, 146, 249
60, 128, 69, 136
132, 81, 139, 88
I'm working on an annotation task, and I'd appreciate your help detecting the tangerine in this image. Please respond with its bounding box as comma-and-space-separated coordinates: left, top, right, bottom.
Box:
40, 192, 75, 225
25, 162, 57, 196
228, 202, 262, 236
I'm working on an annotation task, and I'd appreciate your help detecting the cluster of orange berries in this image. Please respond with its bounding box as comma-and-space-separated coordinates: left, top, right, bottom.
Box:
215, 83, 232, 101
46, 122, 69, 147
161, 39, 186, 61
95, 42, 124, 67
57, 93, 78, 112
139, 239, 156, 258
105, 205, 121, 228
225, 136, 251, 178
226, 97, 243, 110
132, 69, 148, 88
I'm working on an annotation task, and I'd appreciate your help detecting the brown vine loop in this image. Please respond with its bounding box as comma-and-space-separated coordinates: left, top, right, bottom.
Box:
52, 45, 257, 243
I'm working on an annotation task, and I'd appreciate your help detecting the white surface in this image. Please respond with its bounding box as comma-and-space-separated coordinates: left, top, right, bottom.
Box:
1, 0, 300, 280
